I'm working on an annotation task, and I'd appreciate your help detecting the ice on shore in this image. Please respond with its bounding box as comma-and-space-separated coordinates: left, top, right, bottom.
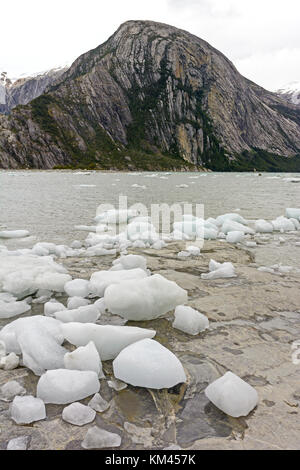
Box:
67, 297, 90, 309
95, 209, 138, 224
10, 395, 46, 424
64, 341, 103, 377
173, 306, 209, 335
255, 219, 273, 233
215, 213, 247, 226
205, 371, 258, 417
221, 220, 254, 235
62, 402, 96, 426
104, 274, 188, 321
111, 254, 147, 272
0, 230, 29, 239
0, 352, 19, 370
0, 380, 26, 402
44, 299, 66, 317
107, 378, 128, 391
64, 279, 90, 298
226, 231, 244, 244
37, 369, 100, 404
82, 426, 121, 449
272, 216, 295, 232
201, 260, 236, 280
55, 304, 100, 324
7, 436, 30, 450
186, 245, 201, 256
0, 299, 31, 319
89, 268, 147, 297
61, 323, 156, 360
113, 339, 186, 389
88, 393, 110, 412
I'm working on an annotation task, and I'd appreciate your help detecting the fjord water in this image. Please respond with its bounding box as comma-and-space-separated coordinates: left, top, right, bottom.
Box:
0, 170, 300, 267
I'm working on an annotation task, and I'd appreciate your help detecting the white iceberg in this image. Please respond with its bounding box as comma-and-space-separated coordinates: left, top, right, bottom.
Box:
205, 371, 258, 417
255, 219, 274, 233
64, 279, 90, 298
0, 230, 29, 239
286, 208, 300, 220
37, 369, 100, 404
55, 304, 100, 324
272, 216, 295, 232
201, 260, 236, 280
173, 306, 209, 335
226, 231, 244, 244
113, 338, 186, 389
222, 220, 254, 235
104, 274, 188, 321
89, 268, 147, 297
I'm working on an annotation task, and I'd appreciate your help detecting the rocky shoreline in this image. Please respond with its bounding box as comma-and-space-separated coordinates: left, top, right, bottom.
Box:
1, 240, 300, 450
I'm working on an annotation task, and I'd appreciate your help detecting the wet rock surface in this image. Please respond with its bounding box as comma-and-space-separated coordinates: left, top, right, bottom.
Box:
1, 241, 300, 449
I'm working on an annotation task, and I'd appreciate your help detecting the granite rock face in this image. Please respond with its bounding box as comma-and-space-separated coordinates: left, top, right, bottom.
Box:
1, 20, 300, 169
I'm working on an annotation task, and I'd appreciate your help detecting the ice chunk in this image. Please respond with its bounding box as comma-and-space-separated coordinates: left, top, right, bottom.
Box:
0, 230, 29, 239
177, 251, 191, 258
82, 426, 121, 449
222, 220, 254, 235
0, 380, 26, 402
10, 396, 46, 424
67, 297, 90, 310
111, 254, 147, 271
255, 219, 273, 233
286, 208, 300, 220
93, 298, 107, 314
201, 260, 237, 280
62, 402, 96, 426
64, 279, 90, 298
226, 231, 244, 244
7, 436, 30, 450
113, 339, 186, 389
107, 378, 127, 391
55, 305, 100, 324
95, 209, 137, 224
44, 299, 66, 317
0, 340, 6, 358
88, 393, 110, 412
89, 268, 147, 297
215, 213, 247, 226
37, 369, 100, 404
0, 299, 31, 319
104, 274, 188, 321
205, 371, 258, 417
186, 245, 201, 256
61, 323, 156, 361
245, 241, 257, 248
173, 306, 209, 335
64, 341, 103, 377
0, 353, 19, 370
272, 216, 295, 232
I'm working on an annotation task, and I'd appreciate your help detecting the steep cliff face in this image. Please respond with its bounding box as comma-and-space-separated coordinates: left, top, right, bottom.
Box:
1, 20, 300, 170
0, 67, 68, 114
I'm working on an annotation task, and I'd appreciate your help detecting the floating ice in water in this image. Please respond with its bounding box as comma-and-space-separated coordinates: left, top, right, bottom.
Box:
272, 216, 295, 232
132, 184, 146, 189
255, 219, 273, 233
286, 208, 300, 220
104, 274, 188, 321
62, 402, 96, 426
0, 316, 66, 375
44, 300, 66, 317
55, 304, 100, 324
111, 254, 147, 272
201, 260, 236, 280
0, 299, 31, 319
82, 426, 121, 449
61, 323, 156, 361
7, 436, 30, 450
37, 369, 100, 404
89, 268, 147, 297
205, 371, 258, 417
172, 306, 209, 335
64, 341, 103, 377
221, 220, 254, 235
67, 297, 90, 310
283, 177, 300, 183
0, 353, 19, 370
95, 209, 138, 224
0, 230, 29, 239
226, 231, 244, 244
215, 213, 247, 226
107, 378, 127, 391
88, 393, 110, 412
113, 339, 186, 389
176, 184, 189, 188
0, 254, 71, 298
10, 395, 46, 424
0, 380, 26, 402
64, 279, 90, 298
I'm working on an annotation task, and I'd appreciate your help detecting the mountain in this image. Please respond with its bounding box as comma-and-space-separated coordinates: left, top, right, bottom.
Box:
0, 67, 68, 114
276, 81, 300, 106
1, 20, 300, 171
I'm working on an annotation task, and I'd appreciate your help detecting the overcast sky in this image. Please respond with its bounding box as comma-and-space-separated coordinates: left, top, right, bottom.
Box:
1, 0, 299, 91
